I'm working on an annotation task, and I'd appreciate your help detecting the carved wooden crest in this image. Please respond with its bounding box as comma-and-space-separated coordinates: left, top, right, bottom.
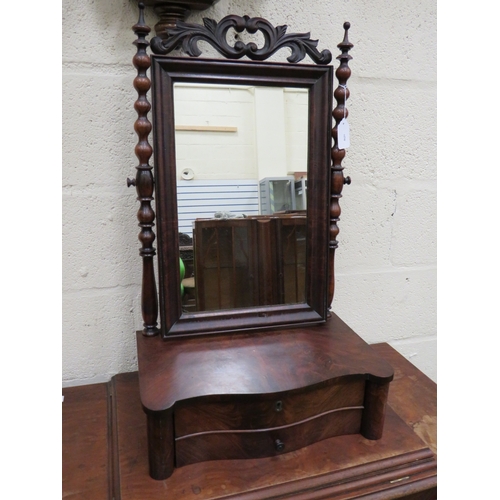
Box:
150, 15, 332, 64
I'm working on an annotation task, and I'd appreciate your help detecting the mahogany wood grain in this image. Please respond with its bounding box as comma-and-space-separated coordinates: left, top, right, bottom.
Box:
62, 344, 436, 499
175, 406, 363, 466
137, 314, 393, 477
361, 378, 390, 440
137, 313, 393, 412
62, 383, 110, 500
111, 372, 436, 500
145, 408, 174, 480
174, 377, 365, 436
370, 343, 437, 455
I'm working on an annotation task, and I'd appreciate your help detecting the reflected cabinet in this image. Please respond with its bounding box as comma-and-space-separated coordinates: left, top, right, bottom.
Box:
128, 2, 399, 489
192, 214, 306, 311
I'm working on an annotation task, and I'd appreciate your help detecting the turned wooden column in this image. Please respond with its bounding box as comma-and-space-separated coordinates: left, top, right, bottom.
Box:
141, 0, 221, 39
130, 3, 159, 336
328, 22, 353, 310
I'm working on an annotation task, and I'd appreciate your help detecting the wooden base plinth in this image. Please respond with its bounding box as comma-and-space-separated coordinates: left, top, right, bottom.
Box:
111, 372, 436, 499
136, 313, 396, 479
62, 342, 437, 499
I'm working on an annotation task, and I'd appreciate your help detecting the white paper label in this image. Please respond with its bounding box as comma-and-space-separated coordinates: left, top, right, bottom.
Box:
337, 118, 350, 149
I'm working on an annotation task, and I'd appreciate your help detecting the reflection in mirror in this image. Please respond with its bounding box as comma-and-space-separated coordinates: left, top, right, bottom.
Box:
173, 83, 309, 312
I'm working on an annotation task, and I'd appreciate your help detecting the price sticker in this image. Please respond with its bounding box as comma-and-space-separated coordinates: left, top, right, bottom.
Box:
337, 118, 350, 149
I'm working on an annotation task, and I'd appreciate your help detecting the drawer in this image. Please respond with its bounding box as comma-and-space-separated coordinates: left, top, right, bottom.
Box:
175, 405, 363, 466
174, 377, 365, 437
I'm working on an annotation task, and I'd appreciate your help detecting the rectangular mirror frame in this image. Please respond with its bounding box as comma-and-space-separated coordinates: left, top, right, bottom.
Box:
151, 56, 333, 338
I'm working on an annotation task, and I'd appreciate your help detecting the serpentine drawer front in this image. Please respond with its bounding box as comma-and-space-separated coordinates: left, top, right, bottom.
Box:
174, 377, 365, 466
137, 318, 395, 479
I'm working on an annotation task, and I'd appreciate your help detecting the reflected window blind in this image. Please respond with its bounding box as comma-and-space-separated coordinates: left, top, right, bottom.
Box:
177, 180, 259, 236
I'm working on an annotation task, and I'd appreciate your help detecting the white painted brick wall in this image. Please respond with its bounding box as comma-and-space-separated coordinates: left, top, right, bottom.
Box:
62, 0, 437, 386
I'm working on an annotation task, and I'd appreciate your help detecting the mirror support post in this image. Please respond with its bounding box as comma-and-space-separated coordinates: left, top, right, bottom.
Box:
328, 22, 353, 311
139, 0, 221, 40
132, 3, 160, 336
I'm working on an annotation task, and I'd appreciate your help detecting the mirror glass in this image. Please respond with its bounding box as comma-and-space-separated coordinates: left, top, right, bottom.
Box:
173, 82, 309, 313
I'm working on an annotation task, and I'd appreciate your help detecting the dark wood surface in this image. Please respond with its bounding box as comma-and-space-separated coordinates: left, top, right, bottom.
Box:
370, 343, 437, 455
137, 313, 393, 411
62, 342, 437, 499
328, 22, 353, 307
62, 383, 111, 500
150, 13, 332, 64
141, 1, 221, 40
130, 5, 159, 337
137, 313, 394, 478
140, 2, 333, 66
173, 376, 366, 467
174, 405, 363, 467
116, 374, 435, 499
174, 377, 365, 436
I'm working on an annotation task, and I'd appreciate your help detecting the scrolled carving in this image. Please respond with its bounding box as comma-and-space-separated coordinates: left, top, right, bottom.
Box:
328, 22, 353, 312
150, 14, 332, 64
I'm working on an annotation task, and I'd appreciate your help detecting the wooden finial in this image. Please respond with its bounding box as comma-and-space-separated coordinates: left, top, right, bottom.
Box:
133, 3, 150, 36
342, 22, 351, 37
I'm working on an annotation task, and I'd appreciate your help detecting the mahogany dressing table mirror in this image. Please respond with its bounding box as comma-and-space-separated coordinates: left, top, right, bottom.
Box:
128, 1, 394, 481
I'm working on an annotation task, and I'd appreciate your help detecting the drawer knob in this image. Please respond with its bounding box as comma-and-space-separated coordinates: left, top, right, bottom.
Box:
275, 400, 283, 412
275, 439, 285, 452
